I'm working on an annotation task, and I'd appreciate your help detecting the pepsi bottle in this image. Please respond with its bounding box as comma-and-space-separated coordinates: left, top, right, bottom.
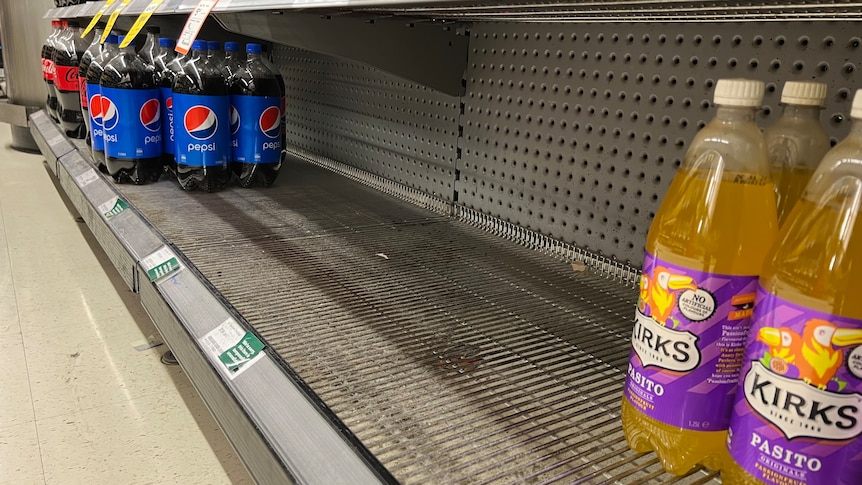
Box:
207, 41, 225, 68
41, 20, 62, 122
85, 34, 120, 172
222, 41, 243, 80
53, 20, 89, 138
99, 36, 162, 184
154, 38, 178, 173
173, 39, 231, 191
139, 26, 160, 65
260, 44, 286, 159
78, 22, 105, 146
230, 43, 282, 187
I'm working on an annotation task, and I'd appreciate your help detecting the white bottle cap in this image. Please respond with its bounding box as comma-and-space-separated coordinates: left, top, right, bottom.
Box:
851, 90, 862, 119
781, 81, 827, 106
713, 79, 765, 107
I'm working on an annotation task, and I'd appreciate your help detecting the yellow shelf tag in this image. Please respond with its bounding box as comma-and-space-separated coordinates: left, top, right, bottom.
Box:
175, 0, 220, 55
82, 0, 117, 37
120, 0, 167, 48
101, 0, 134, 44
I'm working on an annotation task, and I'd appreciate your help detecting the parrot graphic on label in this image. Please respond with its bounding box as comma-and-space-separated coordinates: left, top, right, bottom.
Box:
639, 267, 697, 326
757, 326, 802, 375
793, 319, 862, 389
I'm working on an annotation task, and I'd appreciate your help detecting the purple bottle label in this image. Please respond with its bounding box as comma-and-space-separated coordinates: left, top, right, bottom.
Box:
727, 287, 862, 485
624, 252, 758, 431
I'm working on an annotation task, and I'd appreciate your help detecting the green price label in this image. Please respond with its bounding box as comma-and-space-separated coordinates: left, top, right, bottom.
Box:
147, 257, 180, 282
218, 332, 265, 373
103, 198, 129, 219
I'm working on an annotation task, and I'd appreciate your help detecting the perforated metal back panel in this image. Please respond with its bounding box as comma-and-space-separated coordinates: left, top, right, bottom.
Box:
274, 46, 461, 201
459, 22, 862, 265
274, 22, 862, 266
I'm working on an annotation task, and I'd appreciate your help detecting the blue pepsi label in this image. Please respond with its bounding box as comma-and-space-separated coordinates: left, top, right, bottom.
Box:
173, 93, 230, 167
87, 83, 104, 151
160, 87, 174, 155
230, 95, 281, 163
100, 87, 162, 159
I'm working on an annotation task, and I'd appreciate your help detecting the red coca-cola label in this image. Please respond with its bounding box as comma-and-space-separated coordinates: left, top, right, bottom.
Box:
54, 65, 79, 92
79, 78, 88, 109
41, 58, 54, 81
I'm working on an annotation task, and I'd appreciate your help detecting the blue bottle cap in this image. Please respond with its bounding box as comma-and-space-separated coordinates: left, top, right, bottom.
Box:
246, 43, 262, 54
207, 41, 222, 50
192, 39, 207, 51
105, 34, 119, 44
225, 41, 239, 52
159, 38, 175, 48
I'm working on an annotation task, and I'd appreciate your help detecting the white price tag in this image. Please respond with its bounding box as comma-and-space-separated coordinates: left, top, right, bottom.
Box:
175, 0, 220, 55
75, 169, 100, 187
141, 246, 182, 282
47, 134, 66, 146
199, 318, 266, 380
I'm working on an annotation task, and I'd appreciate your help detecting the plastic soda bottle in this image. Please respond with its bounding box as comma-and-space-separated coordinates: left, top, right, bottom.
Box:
765, 81, 830, 224
724, 89, 862, 485
621, 79, 779, 474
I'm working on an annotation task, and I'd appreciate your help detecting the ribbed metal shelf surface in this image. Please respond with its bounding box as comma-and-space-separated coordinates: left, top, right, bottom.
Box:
108, 158, 718, 484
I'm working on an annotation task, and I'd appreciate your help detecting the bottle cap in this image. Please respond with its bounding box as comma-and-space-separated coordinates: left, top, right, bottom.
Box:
851, 90, 862, 119
95, 21, 106, 29
67, 20, 81, 29
159, 38, 176, 48
713, 78, 765, 107
61, 21, 68, 28
781, 81, 827, 106
118, 35, 134, 46
192, 39, 207, 51
225, 41, 239, 52
146, 26, 161, 34
207, 41, 222, 51
106, 34, 120, 45
247, 43, 262, 54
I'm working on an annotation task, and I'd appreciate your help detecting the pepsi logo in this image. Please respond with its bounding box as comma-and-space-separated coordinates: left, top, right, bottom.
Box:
100, 97, 119, 131
230, 106, 240, 135
165, 96, 173, 111
259, 106, 281, 139
184, 106, 219, 141
140, 99, 161, 132
90, 94, 103, 126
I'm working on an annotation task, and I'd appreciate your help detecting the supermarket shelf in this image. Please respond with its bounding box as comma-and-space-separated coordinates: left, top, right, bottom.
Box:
31, 111, 719, 483
46, 0, 862, 21
29, 111, 391, 485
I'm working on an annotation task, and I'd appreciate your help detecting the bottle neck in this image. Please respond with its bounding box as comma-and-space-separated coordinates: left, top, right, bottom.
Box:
247, 52, 260, 63
121, 44, 135, 54
780, 104, 822, 120
714, 105, 758, 123
92, 29, 103, 44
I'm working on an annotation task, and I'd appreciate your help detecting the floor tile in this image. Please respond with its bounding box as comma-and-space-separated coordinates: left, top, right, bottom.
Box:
0, 333, 35, 430
0, 421, 44, 485
37, 392, 251, 485
23, 320, 190, 421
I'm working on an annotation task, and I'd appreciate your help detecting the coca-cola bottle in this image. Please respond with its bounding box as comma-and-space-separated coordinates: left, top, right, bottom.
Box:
41, 20, 62, 122
52, 20, 89, 138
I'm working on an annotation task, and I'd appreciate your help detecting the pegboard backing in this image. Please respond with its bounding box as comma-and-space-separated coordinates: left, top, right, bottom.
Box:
459, 22, 862, 265
274, 46, 461, 201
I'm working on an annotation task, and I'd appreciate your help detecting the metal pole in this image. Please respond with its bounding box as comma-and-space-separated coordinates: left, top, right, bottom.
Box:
0, 0, 54, 151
